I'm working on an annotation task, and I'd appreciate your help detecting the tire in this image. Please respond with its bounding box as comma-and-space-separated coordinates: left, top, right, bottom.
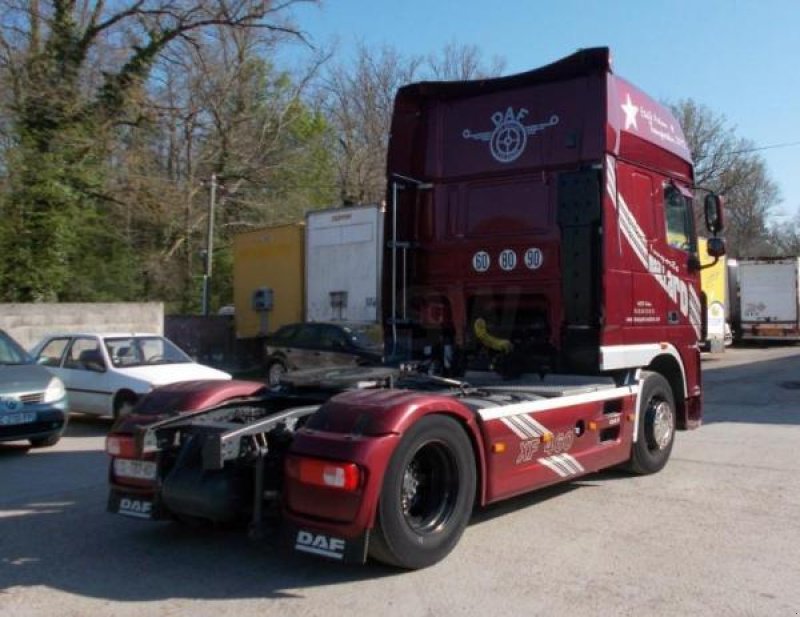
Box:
267, 361, 287, 387
29, 434, 61, 448
369, 415, 476, 569
626, 371, 676, 475
113, 392, 138, 421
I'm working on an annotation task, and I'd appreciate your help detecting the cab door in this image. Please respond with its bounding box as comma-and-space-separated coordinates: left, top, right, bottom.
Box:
61, 337, 112, 415
659, 182, 701, 341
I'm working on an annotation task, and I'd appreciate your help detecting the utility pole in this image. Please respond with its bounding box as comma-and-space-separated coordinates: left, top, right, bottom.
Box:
202, 173, 218, 316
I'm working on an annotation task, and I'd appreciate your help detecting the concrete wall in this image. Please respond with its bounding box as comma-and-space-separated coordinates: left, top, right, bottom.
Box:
0, 303, 164, 350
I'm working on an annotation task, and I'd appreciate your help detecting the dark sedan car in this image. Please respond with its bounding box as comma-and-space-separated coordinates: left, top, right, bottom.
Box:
263, 322, 383, 386
0, 329, 69, 448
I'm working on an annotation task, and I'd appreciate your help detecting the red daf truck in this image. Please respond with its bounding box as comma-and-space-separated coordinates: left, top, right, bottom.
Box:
106, 47, 724, 569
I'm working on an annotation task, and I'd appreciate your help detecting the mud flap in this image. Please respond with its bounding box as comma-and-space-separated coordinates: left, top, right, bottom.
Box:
107, 489, 167, 521
284, 523, 369, 564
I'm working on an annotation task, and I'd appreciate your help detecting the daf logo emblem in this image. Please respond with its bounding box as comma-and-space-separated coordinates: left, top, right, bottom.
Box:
463, 107, 559, 164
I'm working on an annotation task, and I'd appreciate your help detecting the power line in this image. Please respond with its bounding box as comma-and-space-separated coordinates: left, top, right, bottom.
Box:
729, 140, 800, 155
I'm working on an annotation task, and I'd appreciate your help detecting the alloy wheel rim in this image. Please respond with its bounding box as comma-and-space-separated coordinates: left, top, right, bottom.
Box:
651, 400, 674, 450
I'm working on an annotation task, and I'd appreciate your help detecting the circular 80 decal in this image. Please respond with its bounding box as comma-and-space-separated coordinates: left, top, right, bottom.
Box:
498, 249, 517, 271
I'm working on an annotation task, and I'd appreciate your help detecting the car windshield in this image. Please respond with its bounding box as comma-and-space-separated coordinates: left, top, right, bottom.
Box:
104, 336, 192, 368
342, 325, 383, 351
0, 330, 33, 365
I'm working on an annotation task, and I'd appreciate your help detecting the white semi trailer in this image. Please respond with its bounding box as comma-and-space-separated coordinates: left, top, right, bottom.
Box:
733, 257, 800, 341
305, 205, 383, 324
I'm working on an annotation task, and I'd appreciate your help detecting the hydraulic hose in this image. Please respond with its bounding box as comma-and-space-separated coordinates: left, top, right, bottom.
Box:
473, 318, 513, 353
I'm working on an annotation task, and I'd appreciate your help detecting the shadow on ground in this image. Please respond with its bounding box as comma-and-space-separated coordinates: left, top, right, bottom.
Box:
0, 449, 396, 601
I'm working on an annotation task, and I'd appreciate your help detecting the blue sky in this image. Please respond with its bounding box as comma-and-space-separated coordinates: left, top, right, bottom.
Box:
285, 0, 800, 220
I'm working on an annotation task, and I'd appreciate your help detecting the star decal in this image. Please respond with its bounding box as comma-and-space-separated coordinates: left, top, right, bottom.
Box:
621, 93, 639, 130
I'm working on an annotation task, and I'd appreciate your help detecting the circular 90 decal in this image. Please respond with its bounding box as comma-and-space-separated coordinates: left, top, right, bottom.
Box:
472, 251, 490, 272
524, 247, 544, 270
499, 249, 517, 271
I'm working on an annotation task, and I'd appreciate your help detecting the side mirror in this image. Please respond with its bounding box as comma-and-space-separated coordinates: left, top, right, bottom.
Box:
706, 236, 726, 258
704, 194, 724, 235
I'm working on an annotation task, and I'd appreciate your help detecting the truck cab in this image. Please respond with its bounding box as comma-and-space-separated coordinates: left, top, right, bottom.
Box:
383, 47, 716, 430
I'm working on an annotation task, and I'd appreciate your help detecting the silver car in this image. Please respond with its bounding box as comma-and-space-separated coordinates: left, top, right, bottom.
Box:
0, 329, 68, 448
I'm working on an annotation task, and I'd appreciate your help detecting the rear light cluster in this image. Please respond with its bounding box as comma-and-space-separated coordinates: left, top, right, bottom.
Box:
286, 456, 362, 492
105, 435, 137, 458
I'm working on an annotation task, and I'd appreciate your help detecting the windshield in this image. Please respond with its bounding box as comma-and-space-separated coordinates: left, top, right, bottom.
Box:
104, 336, 192, 368
0, 330, 33, 365
343, 325, 383, 351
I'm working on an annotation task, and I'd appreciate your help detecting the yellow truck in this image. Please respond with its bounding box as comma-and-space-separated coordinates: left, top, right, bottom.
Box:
699, 238, 729, 352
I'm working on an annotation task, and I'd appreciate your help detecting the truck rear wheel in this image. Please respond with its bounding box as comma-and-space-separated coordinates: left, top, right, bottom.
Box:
369, 415, 476, 569
626, 371, 676, 475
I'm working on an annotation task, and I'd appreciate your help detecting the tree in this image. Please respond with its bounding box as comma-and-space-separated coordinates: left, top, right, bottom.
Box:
669, 99, 781, 257
0, 0, 317, 301
425, 41, 506, 81
319, 43, 506, 207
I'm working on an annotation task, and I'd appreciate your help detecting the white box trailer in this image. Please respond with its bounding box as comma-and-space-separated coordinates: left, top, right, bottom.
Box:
736, 257, 800, 340
305, 205, 384, 323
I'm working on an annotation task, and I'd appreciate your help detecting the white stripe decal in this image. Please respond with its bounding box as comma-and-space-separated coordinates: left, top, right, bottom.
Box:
539, 454, 585, 478
501, 417, 531, 439
478, 386, 638, 421
509, 415, 540, 438
549, 456, 575, 476
549, 454, 574, 474
518, 414, 549, 435
515, 414, 545, 436
557, 453, 584, 474
566, 453, 585, 472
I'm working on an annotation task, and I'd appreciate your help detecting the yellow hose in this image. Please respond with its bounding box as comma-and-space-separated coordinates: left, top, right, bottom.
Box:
473, 318, 513, 353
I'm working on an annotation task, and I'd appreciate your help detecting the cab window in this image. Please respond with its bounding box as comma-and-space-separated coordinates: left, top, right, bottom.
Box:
664, 185, 695, 252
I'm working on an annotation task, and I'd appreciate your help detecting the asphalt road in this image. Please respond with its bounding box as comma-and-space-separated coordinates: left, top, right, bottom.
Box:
2, 346, 800, 617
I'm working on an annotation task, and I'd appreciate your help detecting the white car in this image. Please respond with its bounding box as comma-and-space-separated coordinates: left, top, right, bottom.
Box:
30, 333, 231, 418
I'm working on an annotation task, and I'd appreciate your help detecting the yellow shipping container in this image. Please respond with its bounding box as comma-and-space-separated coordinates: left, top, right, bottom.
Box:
233, 223, 305, 338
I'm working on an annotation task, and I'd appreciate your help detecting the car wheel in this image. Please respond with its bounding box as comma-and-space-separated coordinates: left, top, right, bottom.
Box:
113, 392, 138, 420
369, 415, 476, 569
626, 371, 676, 475
267, 361, 287, 387
29, 434, 61, 448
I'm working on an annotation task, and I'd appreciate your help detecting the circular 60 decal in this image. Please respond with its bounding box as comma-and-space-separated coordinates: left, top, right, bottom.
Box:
499, 249, 517, 271
524, 247, 543, 270
472, 251, 490, 272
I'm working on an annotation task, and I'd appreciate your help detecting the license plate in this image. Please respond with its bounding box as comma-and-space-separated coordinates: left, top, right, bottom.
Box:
108, 492, 155, 520
113, 458, 157, 481
0, 412, 36, 426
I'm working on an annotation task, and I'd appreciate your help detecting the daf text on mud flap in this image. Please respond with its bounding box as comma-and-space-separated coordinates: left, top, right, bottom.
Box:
294, 531, 346, 560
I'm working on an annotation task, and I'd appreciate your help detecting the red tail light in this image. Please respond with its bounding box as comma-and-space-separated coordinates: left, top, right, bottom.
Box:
286, 456, 362, 492
105, 435, 137, 458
